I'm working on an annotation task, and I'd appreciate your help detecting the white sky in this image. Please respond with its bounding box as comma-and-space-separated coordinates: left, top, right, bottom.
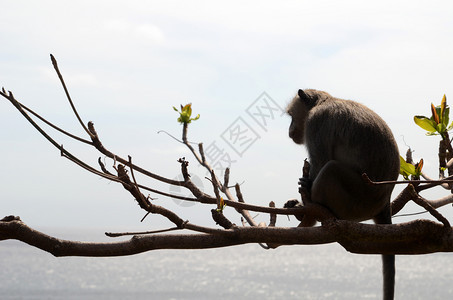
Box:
1, 0, 453, 232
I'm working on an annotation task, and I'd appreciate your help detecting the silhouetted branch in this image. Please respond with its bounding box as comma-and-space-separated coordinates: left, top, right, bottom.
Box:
50, 54, 93, 138
2, 217, 453, 257
3, 54, 453, 264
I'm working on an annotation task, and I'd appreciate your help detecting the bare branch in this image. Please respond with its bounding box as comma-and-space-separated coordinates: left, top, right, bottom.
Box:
417, 172, 452, 191
19, 102, 92, 145
363, 173, 453, 187
447, 157, 453, 168
209, 170, 222, 206
428, 194, 453, 208
114, 163, 188, 229
105, 227, 180, 237
405, 185, 451, 227
224, 167, 230, 188
211, 209, 235, 229
5, 56, 453, 274
178, 121, 259, 226
0, 89, 116, 183
235, 183, 244, 203
87, 121, 183, 186
199, 142, 206, 164
390, 185, 413, 216
2, 217, 453, 257
269, 201, 277, 227
50, 54, 93, 138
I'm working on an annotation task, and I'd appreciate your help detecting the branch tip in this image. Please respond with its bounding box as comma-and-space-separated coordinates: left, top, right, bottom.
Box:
50, 54, 57, 68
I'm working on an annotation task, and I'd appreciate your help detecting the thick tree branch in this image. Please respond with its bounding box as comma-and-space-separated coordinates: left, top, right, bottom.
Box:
1, 217, 452, 257
4, 55, 453, 272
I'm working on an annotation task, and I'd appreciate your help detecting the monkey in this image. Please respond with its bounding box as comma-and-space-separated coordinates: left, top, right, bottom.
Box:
286, 89, 400, 300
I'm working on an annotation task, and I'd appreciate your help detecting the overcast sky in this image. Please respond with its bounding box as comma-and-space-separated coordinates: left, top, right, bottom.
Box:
1, 0, 453, 233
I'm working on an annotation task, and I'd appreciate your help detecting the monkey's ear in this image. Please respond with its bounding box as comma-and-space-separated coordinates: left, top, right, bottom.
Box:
298, 89, 315, 107
298, 89, 308, 100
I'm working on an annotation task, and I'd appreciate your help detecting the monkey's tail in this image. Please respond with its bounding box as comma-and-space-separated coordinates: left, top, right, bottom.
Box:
374, 204, 395, 300
382, 254, 395, 300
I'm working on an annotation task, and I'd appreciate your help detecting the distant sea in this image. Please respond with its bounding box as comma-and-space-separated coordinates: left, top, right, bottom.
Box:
1, 229, 452, 299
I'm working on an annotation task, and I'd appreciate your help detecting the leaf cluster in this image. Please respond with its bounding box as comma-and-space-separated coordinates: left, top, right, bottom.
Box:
414, 95, 453, 137
173, 103, 200, 124
399, 156, 423, 180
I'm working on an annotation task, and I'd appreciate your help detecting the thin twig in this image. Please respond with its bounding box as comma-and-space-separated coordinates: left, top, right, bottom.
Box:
105, 227, 180, 237
269, 201, 276, 227
224, 167, 230, 188
61, 148, 120, 182
50, 54, 93, 138
210, 170, 222, 206
1, 89, 111, 182
235, 183, 244, 203
88, 121, 184, 186
393, 211, 429, 218
199, 143, 206, 164
127, 155, 147, 204
19, 102, 92, 145
406, 185, 451, 228
178, 119, 258, 226
157, 130, 185, 144
363, 173, 453, 186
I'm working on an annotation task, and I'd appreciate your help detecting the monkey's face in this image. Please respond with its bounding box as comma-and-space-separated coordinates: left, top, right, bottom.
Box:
288, 117, 305, 144
286, 94, 309, 145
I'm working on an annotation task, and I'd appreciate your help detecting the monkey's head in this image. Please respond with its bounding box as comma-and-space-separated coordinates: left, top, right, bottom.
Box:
286, 89, 320, 144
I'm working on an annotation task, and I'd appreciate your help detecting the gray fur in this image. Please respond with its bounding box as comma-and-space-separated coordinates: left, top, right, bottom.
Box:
286, 89, 399, 300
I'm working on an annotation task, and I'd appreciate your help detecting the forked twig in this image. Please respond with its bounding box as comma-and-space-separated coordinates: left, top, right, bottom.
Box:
406, 185, 451, 228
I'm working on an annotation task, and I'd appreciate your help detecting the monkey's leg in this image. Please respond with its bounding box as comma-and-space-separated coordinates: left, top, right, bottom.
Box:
312, 161, 395, 299
298, 177, 312, 201
298, 158, 312, 205
296, 159, 316, 226
374, 207, 395, 300
282, 200, 317, 226
296, 176, 317, 226
310, 160, 386, 221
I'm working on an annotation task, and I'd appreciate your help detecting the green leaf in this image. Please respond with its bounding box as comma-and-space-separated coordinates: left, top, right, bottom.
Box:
415, 158, 424, 175
173, 103, 200, 124
443, 106, 450, 129
437, 123, 445, 133
399, 156, 416, 180
432, 103, 440, 124
447, 121, 453, 131
216, 197, 226, 212
414, 116, 438, 133
441, 94, 447, 120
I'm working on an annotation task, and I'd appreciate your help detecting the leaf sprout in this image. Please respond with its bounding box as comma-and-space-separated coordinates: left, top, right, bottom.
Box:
414, 95, 453, 138
399, 156, 423, 180
173, 103, 200, 124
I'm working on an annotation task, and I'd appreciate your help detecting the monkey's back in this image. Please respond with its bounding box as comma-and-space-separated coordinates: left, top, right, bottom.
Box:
305, 96, 400, 184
